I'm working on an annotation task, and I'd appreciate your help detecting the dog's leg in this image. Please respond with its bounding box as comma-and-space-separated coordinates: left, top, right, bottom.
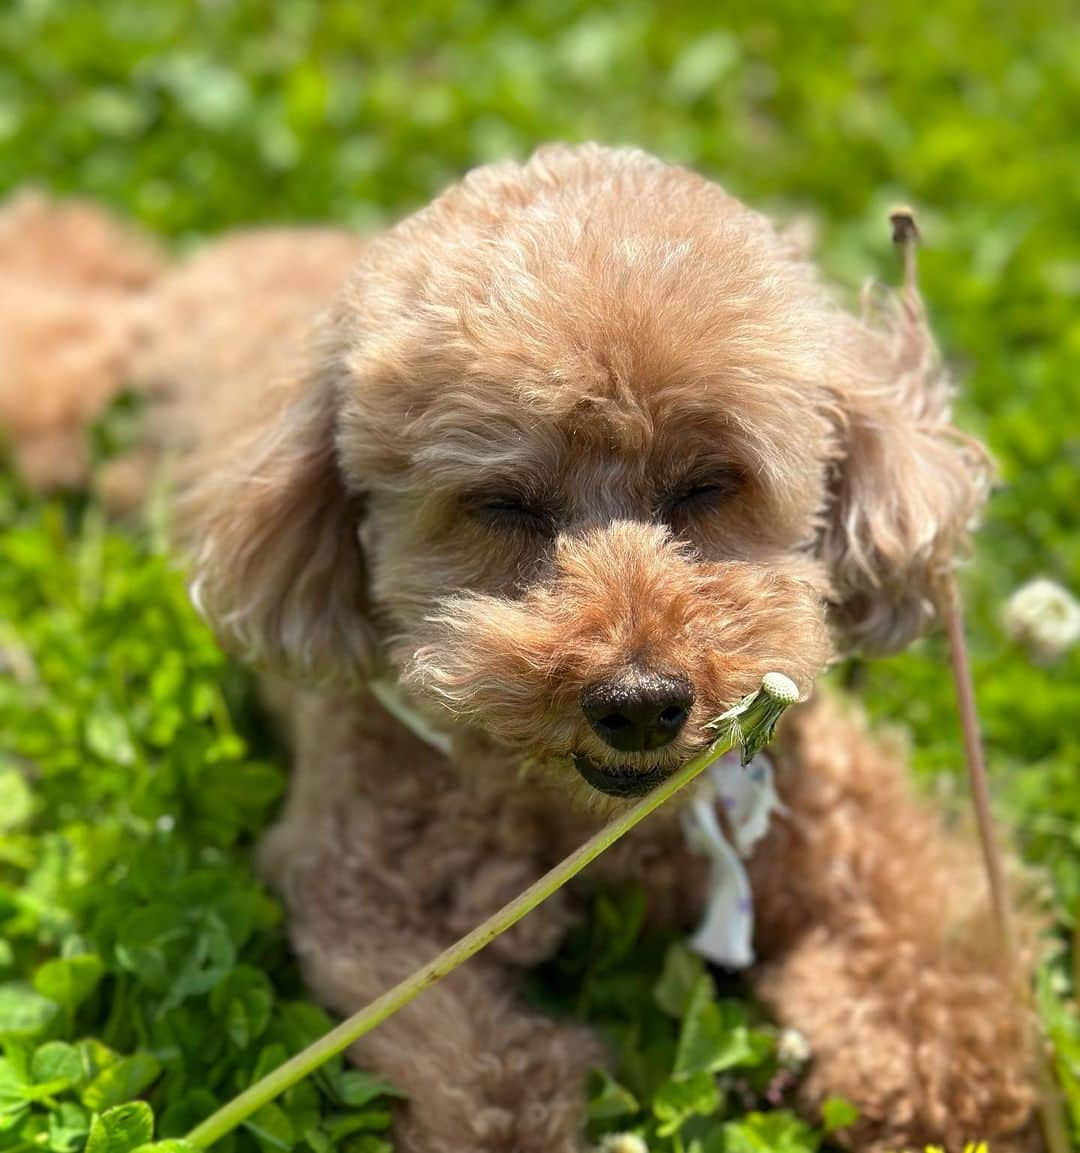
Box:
268, 850, 601, 1153
291, 919, 599, 1153
258, 698, 601, 1153
747, 696, 1041, 1152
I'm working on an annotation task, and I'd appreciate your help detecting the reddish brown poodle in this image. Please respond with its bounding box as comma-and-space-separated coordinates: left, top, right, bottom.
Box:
0, 191, 160, 488
0, 145, 1039, 1152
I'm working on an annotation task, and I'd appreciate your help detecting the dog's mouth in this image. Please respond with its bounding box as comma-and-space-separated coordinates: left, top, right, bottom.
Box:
571, 755, 670, 798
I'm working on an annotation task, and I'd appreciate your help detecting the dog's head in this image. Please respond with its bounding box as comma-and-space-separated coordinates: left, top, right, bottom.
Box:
185, 145, 990, 798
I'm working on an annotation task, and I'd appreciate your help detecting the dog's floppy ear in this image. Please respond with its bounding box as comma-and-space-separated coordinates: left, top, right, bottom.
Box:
821, 291, 992, 655
180, 330, 376, 682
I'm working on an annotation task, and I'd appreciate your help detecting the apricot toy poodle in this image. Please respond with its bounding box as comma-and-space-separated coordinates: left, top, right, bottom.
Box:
0, 145, 1040, 1152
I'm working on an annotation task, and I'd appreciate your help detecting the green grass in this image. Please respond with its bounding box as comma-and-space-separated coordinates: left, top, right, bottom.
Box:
1, 1, 1078, 1150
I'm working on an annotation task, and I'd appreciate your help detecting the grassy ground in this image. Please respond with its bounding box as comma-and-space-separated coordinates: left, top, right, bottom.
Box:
1, 1, 1078, 1150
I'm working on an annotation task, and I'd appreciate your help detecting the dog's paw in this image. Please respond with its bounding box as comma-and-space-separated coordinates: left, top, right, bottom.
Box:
758, 931, 1039, 1153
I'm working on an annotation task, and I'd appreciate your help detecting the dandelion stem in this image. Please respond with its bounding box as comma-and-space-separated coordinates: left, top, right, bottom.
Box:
939, 577, 1016, 956
185, 674, 797, 1150
940, 575, 1069, 1153
891, 209, 1070, 1153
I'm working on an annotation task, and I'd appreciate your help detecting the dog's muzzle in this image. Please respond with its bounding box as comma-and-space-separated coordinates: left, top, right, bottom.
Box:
574, 667, 693, 796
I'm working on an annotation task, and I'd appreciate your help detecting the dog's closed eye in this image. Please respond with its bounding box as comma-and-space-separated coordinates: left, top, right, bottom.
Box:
661, 469, 745, 527
465, 491, 557, 536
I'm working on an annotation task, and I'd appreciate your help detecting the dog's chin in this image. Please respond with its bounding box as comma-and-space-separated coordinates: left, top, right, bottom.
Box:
571, 754, 670, 798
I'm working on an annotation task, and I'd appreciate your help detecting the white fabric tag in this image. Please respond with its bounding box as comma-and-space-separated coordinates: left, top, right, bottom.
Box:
369, 676, 454, 756
680, 751, 780, 969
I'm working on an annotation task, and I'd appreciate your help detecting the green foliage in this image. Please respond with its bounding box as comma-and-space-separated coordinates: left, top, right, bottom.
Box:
1, 0, 1078, 1148
0, 481, 399, 1153
532, 890, 851, 1152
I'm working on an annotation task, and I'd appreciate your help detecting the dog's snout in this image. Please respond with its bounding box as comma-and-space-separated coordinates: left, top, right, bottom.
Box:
581, 670, 694, 752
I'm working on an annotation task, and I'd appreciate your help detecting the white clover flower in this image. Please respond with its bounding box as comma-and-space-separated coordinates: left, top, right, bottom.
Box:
777, 1027, 812, 1066
1049, 967, 1071, 996
598, 1135, 649, 1153
1002, 577, 1080, 663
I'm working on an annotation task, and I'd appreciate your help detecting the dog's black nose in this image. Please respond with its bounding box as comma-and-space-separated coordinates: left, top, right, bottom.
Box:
581, 670, 694, 752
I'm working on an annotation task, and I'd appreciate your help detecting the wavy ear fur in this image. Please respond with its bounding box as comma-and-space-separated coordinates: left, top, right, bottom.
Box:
822, 287, 993, 655
180, 329, 376, 682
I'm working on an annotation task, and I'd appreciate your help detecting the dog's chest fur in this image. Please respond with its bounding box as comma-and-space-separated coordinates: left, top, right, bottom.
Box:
259, 684, 716, 964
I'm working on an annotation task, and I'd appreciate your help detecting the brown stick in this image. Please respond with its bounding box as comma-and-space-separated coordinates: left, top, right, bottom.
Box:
939, 574, 1068, 1153
889, 207, 1016, 957
939, 574, 1017, 963
890, 208, 1069, 1153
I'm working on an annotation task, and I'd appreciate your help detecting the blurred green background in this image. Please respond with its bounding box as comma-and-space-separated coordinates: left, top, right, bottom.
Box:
1, 1, 1078, 1149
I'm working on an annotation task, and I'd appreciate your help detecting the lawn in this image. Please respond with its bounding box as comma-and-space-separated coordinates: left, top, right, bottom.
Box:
1, 2, 1078, 1151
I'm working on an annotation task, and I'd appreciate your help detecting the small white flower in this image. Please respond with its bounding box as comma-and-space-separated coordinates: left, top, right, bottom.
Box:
598, 1135, 649, 1153
777, 1027, 812, 1066
1002, 578, 1080, 663
1049, 967, 1071, 996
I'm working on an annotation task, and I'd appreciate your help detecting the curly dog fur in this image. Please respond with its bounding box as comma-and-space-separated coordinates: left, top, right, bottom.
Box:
0, 191, 161, 488
0, 145, 1040, 1151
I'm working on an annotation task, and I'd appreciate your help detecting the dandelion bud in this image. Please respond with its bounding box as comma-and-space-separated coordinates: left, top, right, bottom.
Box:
707, 671, 801, 765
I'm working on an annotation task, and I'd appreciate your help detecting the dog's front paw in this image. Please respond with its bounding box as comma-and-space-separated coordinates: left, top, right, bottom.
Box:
390, 1014, 601, 1153
759, 932, 1040, 1153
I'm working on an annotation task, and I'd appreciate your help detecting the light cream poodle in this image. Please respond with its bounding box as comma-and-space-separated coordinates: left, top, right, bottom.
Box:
0, 145, 1041, 1152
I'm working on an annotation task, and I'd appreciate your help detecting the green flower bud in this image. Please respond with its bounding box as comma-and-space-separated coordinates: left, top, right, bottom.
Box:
706, 671, 800, 765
